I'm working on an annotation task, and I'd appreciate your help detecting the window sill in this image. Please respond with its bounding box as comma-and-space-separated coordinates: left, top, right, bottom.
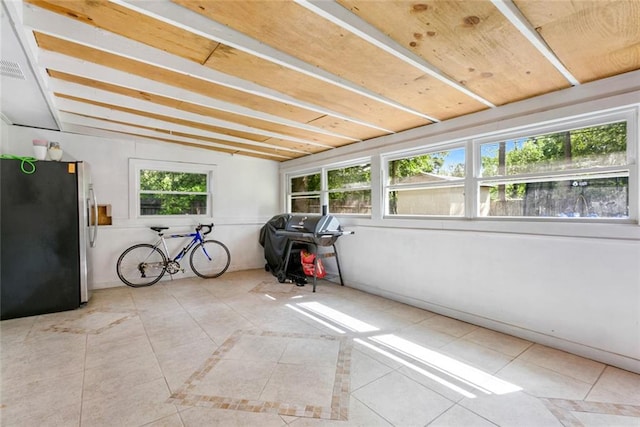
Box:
336, 216, 640, 241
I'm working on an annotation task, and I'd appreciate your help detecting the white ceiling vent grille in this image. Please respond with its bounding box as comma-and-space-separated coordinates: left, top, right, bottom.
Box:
0, 59, 26, 80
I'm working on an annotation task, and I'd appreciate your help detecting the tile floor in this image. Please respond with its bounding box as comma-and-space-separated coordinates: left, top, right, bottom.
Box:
1, 269, 639, 427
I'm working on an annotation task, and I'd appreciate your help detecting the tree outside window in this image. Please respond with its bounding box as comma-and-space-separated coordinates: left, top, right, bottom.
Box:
139, 170, 209, 216
290, 172, 321, 214
328, 163, 371, 215
480, 122, 628, 218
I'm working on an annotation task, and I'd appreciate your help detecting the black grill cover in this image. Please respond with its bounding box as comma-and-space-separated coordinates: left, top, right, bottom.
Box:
259, 214, 291, 275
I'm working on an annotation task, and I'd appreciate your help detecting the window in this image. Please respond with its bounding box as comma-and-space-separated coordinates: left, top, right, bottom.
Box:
286, 161, 372, 215
131, 160, 212, 217
385, 146, 466, 216
284, 109, 636, 225
290, 172, 321, 214
478, 121, 629, 218
327, 162, 371, 215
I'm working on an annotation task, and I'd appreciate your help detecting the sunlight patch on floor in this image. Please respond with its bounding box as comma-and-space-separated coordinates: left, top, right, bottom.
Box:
370, 334, 522, 396
297, 302, 379, 333
288, 300, 522, 399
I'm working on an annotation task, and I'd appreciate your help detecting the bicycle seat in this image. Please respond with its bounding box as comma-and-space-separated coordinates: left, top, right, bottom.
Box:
150, 226, 169, 232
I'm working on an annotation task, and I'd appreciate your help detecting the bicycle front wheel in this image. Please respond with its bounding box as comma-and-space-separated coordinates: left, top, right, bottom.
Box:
190, 240, 230, 278
116, 244, 167, 287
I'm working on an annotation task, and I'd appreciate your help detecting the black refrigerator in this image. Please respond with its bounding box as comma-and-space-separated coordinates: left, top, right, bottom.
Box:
0, 159, 97, 320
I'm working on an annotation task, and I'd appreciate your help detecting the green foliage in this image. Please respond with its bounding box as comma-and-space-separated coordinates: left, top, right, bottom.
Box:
291, 173, 321, 193
480, 122, 628, 217
389, 149, 466, 182
140, 170, 206, 192
570, 122, 627, 166
139, 170, 208, 215
290, 165, 374, 213
327, 164, 371, 213
290, 173, 321, 213
389, 154, 443, 182
482, 122, 626, 180
328, 164, 370, 190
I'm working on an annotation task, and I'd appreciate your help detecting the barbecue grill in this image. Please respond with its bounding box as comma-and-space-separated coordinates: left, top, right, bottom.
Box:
276, 215, 348, 246
259, 214, 353, 292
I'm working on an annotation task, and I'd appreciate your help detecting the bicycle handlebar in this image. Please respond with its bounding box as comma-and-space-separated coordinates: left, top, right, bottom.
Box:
197, 223, 214, 236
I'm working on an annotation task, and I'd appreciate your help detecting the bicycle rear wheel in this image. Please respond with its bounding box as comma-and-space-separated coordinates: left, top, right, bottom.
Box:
116, 244, 167, 287
190, 240, 230, 278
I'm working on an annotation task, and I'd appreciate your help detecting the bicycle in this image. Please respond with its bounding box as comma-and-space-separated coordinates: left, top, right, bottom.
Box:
116, 223, 230, 287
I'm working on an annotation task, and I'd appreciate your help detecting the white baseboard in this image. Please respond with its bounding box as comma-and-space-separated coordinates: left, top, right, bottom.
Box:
90, 262, 265, 290
345, 280, 640, 375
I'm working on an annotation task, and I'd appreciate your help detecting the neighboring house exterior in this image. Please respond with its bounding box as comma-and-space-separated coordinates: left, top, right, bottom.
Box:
394, 172, 491, 216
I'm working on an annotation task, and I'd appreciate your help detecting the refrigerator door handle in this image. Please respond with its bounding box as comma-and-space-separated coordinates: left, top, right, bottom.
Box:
89, 185, 98, 247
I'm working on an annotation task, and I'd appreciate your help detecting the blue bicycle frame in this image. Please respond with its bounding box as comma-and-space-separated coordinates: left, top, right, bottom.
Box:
159, 225, 212, 262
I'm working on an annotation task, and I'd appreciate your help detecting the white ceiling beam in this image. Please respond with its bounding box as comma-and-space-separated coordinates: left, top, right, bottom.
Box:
114, 0, 439, 123
55, 98, 311, 155
57, 99, 311, 154
41, 53, 335, 149
296, 0, 496, 109
22, 2, 394, 133
64, 123, 295, 160
37, 52, 358, 143
490, 0, 580, 86
59, 114, 294, 160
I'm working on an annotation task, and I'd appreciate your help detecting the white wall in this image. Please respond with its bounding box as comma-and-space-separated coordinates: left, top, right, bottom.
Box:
0, 121, 7, 152
281, 71, 640, 374
335, 225, 639, 373
1, 125, 280, 288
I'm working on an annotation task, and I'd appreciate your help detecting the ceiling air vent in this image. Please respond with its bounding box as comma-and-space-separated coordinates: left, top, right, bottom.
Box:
0, 59, 26, 80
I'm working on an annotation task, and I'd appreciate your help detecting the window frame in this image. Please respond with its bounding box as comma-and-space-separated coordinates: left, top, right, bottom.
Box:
287, 170, 322, 214
326, 161, 372, 216
285, 158, 373, 216
383, 143, 467, 218
129, 159, 214, 219
472, 111, 636, 222
281, 106, 638, 230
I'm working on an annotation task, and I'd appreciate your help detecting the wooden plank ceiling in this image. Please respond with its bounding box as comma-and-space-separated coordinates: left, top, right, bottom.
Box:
15, 0, 640, 161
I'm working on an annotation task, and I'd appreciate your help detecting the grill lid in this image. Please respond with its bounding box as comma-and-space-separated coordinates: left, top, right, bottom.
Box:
275, 214, 352, 246
285, 215, 342, 234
